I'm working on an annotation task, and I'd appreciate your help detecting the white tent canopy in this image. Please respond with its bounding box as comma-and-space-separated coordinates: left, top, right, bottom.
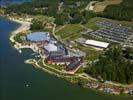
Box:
85, 40, 109, 48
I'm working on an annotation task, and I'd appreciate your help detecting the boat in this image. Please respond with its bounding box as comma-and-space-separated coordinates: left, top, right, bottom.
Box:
18, 49, 22, 53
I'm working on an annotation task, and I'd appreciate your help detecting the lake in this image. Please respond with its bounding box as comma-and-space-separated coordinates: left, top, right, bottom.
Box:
0, 0, 31, 5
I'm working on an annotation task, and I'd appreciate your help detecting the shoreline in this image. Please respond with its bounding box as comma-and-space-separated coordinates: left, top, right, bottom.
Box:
8, 16, 133, 96
25, 58, 133, 96
9, 17, 31, 35
9, 17, 31, 50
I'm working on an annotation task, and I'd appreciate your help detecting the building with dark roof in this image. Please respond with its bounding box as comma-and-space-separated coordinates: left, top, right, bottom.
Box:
46, 56, 75, 64
46, 55, 83, 72
49, 51, 64, 57
65, 57, 83, 71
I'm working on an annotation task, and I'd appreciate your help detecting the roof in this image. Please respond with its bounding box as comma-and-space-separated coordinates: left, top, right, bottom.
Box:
49, 51, 63, 57
66, 57, 82, 71
44, 43, 58, 52
85, 40, 109, 48
27, 32, 50, 42
67, 61, 80, 69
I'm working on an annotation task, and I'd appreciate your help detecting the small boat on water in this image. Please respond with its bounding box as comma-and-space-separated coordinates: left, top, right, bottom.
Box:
26, 84, 30, 87
18, 49, 22, 53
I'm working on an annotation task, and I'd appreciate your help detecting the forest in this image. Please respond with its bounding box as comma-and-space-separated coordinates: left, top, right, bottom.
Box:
1, 0, 105, 25
100, 0, 133, 21
85, 46, 133, 84
2, 0, 133, 22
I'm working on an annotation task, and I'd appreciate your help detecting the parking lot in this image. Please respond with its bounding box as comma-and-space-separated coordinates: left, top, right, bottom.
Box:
88, 21, 133, 47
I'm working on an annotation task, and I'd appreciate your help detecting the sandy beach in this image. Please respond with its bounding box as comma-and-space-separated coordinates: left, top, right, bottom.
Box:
10, 18, 31, 35
9, 17, 41, 54
9, 18, 31, 46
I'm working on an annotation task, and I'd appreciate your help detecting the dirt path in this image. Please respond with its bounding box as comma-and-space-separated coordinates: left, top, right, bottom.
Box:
54, 25, 66, 33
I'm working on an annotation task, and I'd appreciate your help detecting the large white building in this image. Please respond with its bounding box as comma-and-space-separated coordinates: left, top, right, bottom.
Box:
85, 39, 109, 49
44, 43, 58, 52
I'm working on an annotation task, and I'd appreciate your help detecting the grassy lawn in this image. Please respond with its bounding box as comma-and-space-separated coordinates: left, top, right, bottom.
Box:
55, 24, 84, 39
38, 60, 64, 75
63, 32, 82, 41
85, 17, 102, 30
93, 0, 122, 12
47, 64, 66, 71
55, 25, 62, 32
74, 43, 104, 61
33, 15, 55, 24
75, 67, 84, 74
14, 33, 26, 43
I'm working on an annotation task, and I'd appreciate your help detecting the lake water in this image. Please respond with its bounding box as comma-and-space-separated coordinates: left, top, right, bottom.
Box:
0, 17, 133, 100
0, 0, 31, 5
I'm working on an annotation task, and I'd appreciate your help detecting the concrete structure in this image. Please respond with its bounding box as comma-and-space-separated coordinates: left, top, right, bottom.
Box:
27, 32, 50, 42
44, 43, 58, 52
85, 39, 109, 49
76, 38, 86, 44
44, 42, 68, 57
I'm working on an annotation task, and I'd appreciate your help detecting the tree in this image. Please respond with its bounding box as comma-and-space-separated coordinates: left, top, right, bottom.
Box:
85, 45, 133, 84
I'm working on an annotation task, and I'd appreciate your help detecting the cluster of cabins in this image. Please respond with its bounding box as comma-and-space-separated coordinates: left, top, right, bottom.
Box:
26, 32, 83, 73
89, 21, 133, 47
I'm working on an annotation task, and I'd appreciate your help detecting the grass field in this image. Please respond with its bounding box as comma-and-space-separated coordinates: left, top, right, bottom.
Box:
33, 15, 55, 23
93, 0, 122, 12
14, 32, 26, 43
75, 67, 84, 74
85, 17, 102, 30
48, 64, 66, 71
73, 43, 104, 61
55, 24, 84, 39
